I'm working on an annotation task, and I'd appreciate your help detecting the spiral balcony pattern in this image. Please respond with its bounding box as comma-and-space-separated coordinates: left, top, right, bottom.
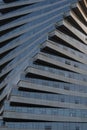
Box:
0, 0, 87, 130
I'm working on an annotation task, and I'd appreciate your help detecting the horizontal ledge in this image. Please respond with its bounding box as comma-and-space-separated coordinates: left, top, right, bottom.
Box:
49, 30, 87, 55
56, 19, 87, 44
3, 111, 87, 122
41, 41, 87, 65
63, 10, 87, 34
10, 95, 87, 110
34, 52, 87, 75
25, 67, 87, 86
18, 80, 87, 98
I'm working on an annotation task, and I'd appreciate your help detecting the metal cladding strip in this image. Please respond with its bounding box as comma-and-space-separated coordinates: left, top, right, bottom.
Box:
0, 5, 66, 54
0, 11, 64, 55
0, 1, 68, 42
0, 16, 63, 61
0, 1, 68, 32
0, 24, 53, 78
0, 41, 42, 88
0, 0, 44, 9
0, 32, 46, 78
0, 29, 87, 70
0, 0, 66, 21
0, 2, 44, 20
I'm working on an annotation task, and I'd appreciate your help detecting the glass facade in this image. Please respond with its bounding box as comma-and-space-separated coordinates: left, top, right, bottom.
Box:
0, 0, 87, 130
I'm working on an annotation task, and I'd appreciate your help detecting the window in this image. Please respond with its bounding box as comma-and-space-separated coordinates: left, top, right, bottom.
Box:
75, 100, 79, 104
45, 67, 48, 71
83, 78, 86, 81
65, 60, 71, 65
74, 64, 78, 68
45, 126, 51, 130
61, 98, 65, 102
63, 46, 68, 51
79, 54, 83, 58
76, 126, 79, 130
64, 86, 70, 90
71, 50, 75, 55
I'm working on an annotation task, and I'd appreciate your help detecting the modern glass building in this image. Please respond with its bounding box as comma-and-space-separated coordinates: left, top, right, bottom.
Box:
0, 0, 87, 129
